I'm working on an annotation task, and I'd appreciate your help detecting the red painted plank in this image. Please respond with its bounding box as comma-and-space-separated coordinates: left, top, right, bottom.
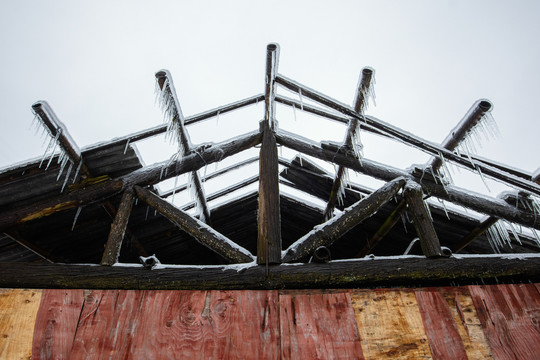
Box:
280, 291, 364, 359
415, 289, 468, 360
69, 289, 145, 359
32, 289, 84, 360
469, 284, 540, 359
129, 290, 280, 359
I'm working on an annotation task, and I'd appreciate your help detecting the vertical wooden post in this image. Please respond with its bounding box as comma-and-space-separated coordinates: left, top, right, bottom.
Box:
403, 182, 442, 258
101, 188, 136, 265
257, 43, 282, 265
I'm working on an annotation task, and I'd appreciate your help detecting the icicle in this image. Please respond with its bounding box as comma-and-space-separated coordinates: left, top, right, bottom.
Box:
438, 198, 450, 220
45, 139, 59, 170
299, 156, 303, 167
216, 111, 220, 126
71, 206, 82, 231
56, 155, 69, 181
476, 165, 491, 193
61, 162, 73, 192
171, 175, 179, 203
292, 103, 297, 122
506, 221, 522, 245
145, 206, 150, 221
72, 161, 83, 184
124, 139, 131, 154
298, 88, 304, 110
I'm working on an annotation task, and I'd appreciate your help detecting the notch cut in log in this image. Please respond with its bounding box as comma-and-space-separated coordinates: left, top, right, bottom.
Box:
283, 177, 406, 263
275, 130, 540, 231
134, 186, 254, 264
101, 188, 136, 266
403, 182, 442, 258
324, 67, 374, 220
428, 99, 492, 173
155, 70, 211, 224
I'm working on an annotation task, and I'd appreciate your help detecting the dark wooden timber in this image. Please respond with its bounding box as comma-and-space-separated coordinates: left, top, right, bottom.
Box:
324, 67, 373, 220
0, 131, 262, 231
283, 177, 406, 263
3, 229, 63, 263
160, 156, 259, 198
403, 182, 442, 257
357, 199, 407, 257
453, 216, 499, 253
429, 99, 492, 173
275, 130, 540, 230
257, 43, 282, 265
275, 74, 540, 196
134, 186, 254, 264
2, 255, 540, 289
100, 188, 136, 266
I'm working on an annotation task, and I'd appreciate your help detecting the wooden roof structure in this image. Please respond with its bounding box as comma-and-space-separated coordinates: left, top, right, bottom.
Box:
1, 43, 540, 289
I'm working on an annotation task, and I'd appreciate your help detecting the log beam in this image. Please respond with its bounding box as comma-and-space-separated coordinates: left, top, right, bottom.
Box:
324, 67, 374, 220
275, 130, 540, 230
403, 182, 442, 258
100, 188, 136, 265
275, 74, 540, 195
0, 131, 261, 231
2, 255, 540, 289
282, 177, 406, 263
134, 186, 254, 264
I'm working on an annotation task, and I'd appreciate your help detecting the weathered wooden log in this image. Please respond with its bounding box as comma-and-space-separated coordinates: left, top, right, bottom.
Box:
155, 70, 211, 224
81, 94, 264, 154
264, 43, 280, 130
257, 123, 282, 264
100, 188, 136, 266
324, 67, 374, 220
275, 130, 540, 230
283, 177, 406, 263
2, 255, 540, 289
429, 99, 492, 172
31, 101, 82, 166
0, 131, 262, 231
275, 74, 540, 195
356, 199, 407, 257
403, 182, 442, 258
134, 186, 254, 264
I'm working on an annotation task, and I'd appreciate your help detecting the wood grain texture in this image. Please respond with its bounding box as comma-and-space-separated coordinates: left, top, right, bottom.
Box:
32, 289, 84, 360
130, 290, 280, 359
470, 284, 540, 360
352, 289, 432, 359
280, 291, 364, 359
69, 289, 145, 359
415, 289, 468, 360
437, 288, 493, 360
0, 288, 42, 360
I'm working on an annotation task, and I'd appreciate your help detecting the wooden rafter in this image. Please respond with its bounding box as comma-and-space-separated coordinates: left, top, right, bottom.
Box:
324, 67, 374, 220
0, 131, 262, 231
275, 130, 540, 230
155, 70, 211, 224
275, 74, 540, 196
134, 186, 254, 264
257, 43, 282, 265
282, 177, 406, 263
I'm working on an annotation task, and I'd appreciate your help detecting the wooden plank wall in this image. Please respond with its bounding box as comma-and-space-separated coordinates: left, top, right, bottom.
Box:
1, 284, 539, 359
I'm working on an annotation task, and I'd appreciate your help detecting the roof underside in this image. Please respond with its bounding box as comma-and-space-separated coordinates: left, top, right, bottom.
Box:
1, 44, 539, 288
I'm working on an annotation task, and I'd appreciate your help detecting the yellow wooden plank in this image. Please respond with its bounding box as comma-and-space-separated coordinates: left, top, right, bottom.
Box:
439, 289, 493, 360
0, 289, 42, 360
351, 289, 432, 359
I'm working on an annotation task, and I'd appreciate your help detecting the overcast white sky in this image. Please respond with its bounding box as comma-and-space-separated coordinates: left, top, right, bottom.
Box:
1, 0, 539, 199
